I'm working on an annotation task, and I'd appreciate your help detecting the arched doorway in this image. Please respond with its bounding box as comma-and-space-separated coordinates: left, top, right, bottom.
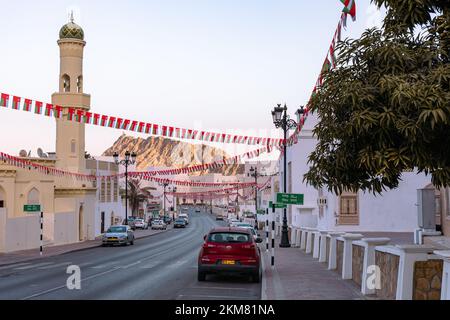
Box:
0, 185, 6, 209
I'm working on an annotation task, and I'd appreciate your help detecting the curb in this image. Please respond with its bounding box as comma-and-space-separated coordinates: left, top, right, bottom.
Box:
261, 250, 268, 300
0, 227, 173, 267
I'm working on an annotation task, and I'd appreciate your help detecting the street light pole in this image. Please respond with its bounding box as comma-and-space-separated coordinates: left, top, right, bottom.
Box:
113, 151, 137, 226
249, 166, 259, 226
271, 104, 304, 248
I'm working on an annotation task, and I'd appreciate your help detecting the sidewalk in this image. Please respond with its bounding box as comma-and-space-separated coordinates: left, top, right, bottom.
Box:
0, 225, 172, 266
261, 238, 366, 300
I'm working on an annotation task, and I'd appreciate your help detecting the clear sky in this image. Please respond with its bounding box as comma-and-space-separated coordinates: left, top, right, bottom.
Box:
0, 1, 384, 159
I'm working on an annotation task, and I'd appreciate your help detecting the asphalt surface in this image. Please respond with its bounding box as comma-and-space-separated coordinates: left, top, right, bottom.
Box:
0, 208, 261, 300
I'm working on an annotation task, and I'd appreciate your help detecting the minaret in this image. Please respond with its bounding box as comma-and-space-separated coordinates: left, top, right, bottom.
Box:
52, 13, 91, 174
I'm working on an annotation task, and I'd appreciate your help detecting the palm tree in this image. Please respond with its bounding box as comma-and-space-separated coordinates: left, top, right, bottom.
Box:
121, 178, 155, 217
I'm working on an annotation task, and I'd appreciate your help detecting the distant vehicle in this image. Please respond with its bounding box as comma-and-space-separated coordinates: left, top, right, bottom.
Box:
174, 218, 187, 228
163, 216, 172, 224
102, 225, 135, 246
234, 223, 260, 241
179, 213, 189, 225
123, 217, 139, 229
216, 215, 224, 221
151, 220, 167, 230
198, 227, 263, 282
228, 218, 240, 227
195, 208, 201, 213
134, 219, 148, 230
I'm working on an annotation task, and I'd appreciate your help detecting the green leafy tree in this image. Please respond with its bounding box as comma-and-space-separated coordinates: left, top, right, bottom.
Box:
305, 0, 450, 194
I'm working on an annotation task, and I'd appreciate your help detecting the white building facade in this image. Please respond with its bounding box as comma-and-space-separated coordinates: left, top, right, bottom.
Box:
281, 112, 433, 233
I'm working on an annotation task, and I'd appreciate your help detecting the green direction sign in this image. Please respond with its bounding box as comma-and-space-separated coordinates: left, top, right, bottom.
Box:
269, 201, 287, 209
277, 193, 304, 205
24, 204, 41, 212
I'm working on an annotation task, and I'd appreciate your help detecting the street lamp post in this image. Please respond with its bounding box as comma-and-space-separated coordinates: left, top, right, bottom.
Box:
249, 166, 259, 228
160, 181, 170, 219
168, 186, 177, 220
271, 104, 304, 248
113, 151, 137, 226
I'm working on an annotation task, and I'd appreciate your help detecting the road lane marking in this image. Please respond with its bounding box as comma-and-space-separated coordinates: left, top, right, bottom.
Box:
140, 261, 162, 269
119, 261, 142, 269
38, 262, 72, 270
15, 262, 53, 270
21, 267, 122, 300
91, 261, 120, 269
0, 262, 32, 271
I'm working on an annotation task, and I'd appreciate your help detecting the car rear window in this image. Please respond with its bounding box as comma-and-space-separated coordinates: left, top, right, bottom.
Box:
208, 232, 250, 243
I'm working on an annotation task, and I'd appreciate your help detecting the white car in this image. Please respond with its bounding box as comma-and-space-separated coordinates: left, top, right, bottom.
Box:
228, 218, 240, 227
151, 220, 167, 230
133, 219, 148, 230
234, 223, 259, 241
179, 214, 189, 225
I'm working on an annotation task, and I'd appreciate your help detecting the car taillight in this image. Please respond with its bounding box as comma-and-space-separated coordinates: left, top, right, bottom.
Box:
243, 244, 255, 250
203, 243, 216, 249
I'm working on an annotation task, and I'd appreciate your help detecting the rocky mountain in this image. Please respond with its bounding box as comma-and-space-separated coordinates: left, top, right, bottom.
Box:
103, 134, 244, 176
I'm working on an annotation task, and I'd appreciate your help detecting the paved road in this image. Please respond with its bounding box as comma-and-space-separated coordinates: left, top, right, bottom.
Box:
0, 208, 261, 300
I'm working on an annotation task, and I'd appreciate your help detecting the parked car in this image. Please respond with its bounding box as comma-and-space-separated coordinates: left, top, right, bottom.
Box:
163, 216, 173, 224
198, 227, 263, 282
234, 223, 260, 241
151, 220, 167, 230
102, 225, 135, 246
228, 218, 240, 227
179, 213, 189, 225
134, 219, 148, 230
123, 217, 137, 230
174, 218, 187, 228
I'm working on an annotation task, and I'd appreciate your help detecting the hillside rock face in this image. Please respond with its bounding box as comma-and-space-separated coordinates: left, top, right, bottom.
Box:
103, 134, 244, 176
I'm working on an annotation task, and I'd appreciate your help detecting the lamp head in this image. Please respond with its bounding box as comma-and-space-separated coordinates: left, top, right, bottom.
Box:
113, 152, 119, 164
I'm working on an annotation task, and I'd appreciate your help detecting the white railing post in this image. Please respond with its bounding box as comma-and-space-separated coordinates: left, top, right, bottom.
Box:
341, 233, 364, 280
395, 245, 434, 300
313, 231, 321, 259
433, 250, 450, 300
356, 238, 391, 295
328, 232, 345, 270
300, 227, 307, 251
319, 231, 329, 263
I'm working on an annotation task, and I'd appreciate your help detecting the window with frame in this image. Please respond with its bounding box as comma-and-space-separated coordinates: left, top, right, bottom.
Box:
337, 192, 359, 225
106, 180, 112, 203
100, 179, 106, 203
113, 178, 118, 202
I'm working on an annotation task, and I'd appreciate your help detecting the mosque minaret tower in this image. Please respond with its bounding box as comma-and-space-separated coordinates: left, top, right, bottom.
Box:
52, 13, 91, 174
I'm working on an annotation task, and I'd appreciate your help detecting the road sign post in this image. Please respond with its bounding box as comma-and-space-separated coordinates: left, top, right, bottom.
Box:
23, 205, 43, 256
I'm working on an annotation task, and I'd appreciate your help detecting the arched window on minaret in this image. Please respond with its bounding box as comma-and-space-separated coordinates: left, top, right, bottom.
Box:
71, 139, 77, 154
62, 74, 71, 93
77, 76, 83, 93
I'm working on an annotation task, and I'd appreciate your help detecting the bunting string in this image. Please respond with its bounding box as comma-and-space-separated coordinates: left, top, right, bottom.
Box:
0, 92, 285, 148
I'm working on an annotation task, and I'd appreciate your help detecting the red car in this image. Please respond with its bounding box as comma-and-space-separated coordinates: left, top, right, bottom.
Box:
198, 227, 263, 283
